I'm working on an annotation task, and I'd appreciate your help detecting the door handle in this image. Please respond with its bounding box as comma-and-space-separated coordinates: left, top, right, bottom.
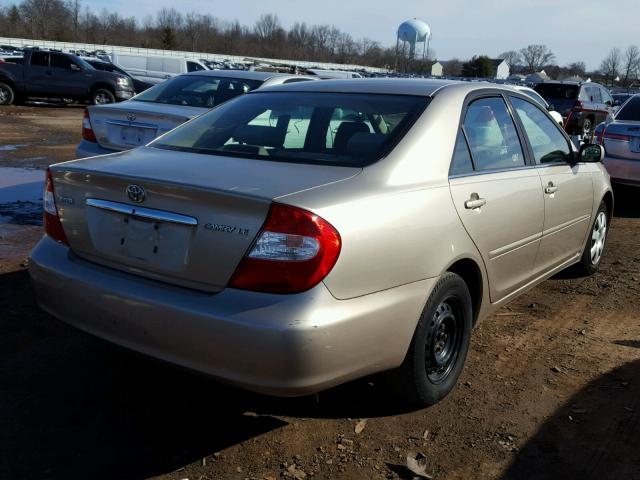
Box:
545, 182, 558, 194
464, 193, 486, 209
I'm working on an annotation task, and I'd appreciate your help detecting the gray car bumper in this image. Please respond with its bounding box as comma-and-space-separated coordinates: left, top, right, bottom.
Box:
29, 236, 431, 396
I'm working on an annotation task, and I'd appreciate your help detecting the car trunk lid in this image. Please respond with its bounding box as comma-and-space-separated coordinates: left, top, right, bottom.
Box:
50, 147, 360, 292
87, 101, 205, 151
603, 121, 640, 160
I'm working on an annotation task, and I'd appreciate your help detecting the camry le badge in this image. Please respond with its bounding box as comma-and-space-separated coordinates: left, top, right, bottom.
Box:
126, 184, 146, 203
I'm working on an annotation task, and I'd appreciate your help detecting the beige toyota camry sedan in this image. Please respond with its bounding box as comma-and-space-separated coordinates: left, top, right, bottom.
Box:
30, 79, 613, 406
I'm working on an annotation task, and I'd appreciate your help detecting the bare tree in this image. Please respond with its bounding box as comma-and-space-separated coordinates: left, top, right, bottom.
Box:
600, 47, 622, 86
498, 50, 522, 71
622, 45, 640, 87
254, 13, 280, 40
567, 61, 586, 77
520, 44, 555, 73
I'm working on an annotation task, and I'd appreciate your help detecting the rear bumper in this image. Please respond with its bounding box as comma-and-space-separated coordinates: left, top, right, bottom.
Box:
29, 236, 432, 396
76, 140, 119, 159
603, 156, 640, 187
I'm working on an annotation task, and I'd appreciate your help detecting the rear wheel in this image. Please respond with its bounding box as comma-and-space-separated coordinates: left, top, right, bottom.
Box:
91, 88, 115, 105
575, 201, 608, 275
388, 272, 472, 406
0, 82, 15, 105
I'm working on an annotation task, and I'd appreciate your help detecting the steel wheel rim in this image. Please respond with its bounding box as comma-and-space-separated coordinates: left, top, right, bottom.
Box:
94, 93, 110, 105
590, 211, 607, 265
425, 299, 462, 384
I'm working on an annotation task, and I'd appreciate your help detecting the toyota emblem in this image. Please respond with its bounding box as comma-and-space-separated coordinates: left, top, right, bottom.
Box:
126, 113, 136, 122
126, 184, 146, 203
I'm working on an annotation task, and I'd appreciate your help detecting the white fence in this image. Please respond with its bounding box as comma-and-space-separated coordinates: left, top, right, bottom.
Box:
0, 36, 388, 73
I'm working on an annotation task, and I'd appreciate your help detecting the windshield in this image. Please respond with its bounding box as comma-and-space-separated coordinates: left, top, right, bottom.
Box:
615, 96, 640, 121
152, 92, 429, 167
132, 75, 263, 108
534, 84, 579, 113
74, 56, 95, 70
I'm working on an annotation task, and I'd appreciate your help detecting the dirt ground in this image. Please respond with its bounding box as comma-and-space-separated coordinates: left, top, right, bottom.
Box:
1, 105, 639, 480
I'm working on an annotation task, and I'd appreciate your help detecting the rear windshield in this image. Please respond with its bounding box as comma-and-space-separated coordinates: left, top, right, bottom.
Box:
132, 75, 263, 108
616, 96, 640, 121
152, 92, 429, 167
534, 84, 579, 113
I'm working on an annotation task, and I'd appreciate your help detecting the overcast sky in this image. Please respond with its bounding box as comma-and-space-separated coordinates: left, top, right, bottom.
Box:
81, 0, 637, 70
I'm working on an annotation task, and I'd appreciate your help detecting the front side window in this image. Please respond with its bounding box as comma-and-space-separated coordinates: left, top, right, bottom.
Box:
510, 97, 571, 165
152, 92, 428, 167
50, 54, 75, 70
463, 97, 525, 171
132, 75, 263, 108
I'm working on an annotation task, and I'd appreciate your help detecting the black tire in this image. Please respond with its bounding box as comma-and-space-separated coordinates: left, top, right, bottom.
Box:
582, 118, 593, 140
91, 88, 115, 105
388, 272, 473, 406
0, 82, 15, 105
575, 201, 608, 275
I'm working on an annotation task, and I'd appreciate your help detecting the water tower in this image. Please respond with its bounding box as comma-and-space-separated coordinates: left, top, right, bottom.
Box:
395, 18, 431, 72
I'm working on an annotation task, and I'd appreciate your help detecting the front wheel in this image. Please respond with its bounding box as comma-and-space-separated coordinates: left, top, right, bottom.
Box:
91, 88, 115, 105
0, 82, 15, 105
388, 272, 472, 406
575, 201, 609, 275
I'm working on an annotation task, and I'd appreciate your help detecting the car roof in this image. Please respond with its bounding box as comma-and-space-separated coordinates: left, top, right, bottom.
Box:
254, 78, 519, 97
183, 70, 300, 81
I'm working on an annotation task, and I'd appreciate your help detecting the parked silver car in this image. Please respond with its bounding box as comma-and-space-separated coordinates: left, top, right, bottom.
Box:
76, 70, 315, 158
595, 94, 640, 187
31, 79, 613, 406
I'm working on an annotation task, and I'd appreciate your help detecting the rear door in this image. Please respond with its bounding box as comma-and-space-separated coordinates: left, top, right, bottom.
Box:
449, 95, 545, 302
508, 96, 593, 273
24, 51, 50, 95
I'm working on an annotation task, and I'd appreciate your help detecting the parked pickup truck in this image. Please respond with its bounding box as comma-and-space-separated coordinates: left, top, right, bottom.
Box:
0, 50, 135, 105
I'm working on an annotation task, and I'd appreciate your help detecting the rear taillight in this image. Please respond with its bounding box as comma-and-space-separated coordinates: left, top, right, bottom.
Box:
229, 203, 341, 294
572, 100, 584, 111
43, 168, 69, 245
82, 108, 96, 142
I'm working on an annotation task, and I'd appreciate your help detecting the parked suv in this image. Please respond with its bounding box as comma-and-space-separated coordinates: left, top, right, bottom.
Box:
534, 81, 615, 137
0, 49, 134, 105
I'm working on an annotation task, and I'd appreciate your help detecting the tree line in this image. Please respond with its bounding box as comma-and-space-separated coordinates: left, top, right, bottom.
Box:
1, 0, 639, 86
0, 0, 398, 67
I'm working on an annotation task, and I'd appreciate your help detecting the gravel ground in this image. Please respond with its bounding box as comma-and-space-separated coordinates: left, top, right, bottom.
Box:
1, 105, 639, 480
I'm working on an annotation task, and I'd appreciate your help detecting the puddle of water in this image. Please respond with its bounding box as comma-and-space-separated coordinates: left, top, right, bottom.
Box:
0, 167, 45, 225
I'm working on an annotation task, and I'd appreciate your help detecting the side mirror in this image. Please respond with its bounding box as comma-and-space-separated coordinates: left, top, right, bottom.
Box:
70, 64, 81, 72
579, 143, 605, 163
613, 99, 621, 107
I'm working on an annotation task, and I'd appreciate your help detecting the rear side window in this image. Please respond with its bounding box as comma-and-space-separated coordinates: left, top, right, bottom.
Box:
153, 92, 429, 167
463, 97, 525, 171
616, 96, 640, 121
535, 84, 579, 100
30, 52, 49, 67
510, 97, 571, 164
449, 131, 474, 176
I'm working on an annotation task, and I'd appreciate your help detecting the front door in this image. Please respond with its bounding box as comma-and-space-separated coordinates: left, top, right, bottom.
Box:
449, 96, 545, 302
508, 96, 594, 273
